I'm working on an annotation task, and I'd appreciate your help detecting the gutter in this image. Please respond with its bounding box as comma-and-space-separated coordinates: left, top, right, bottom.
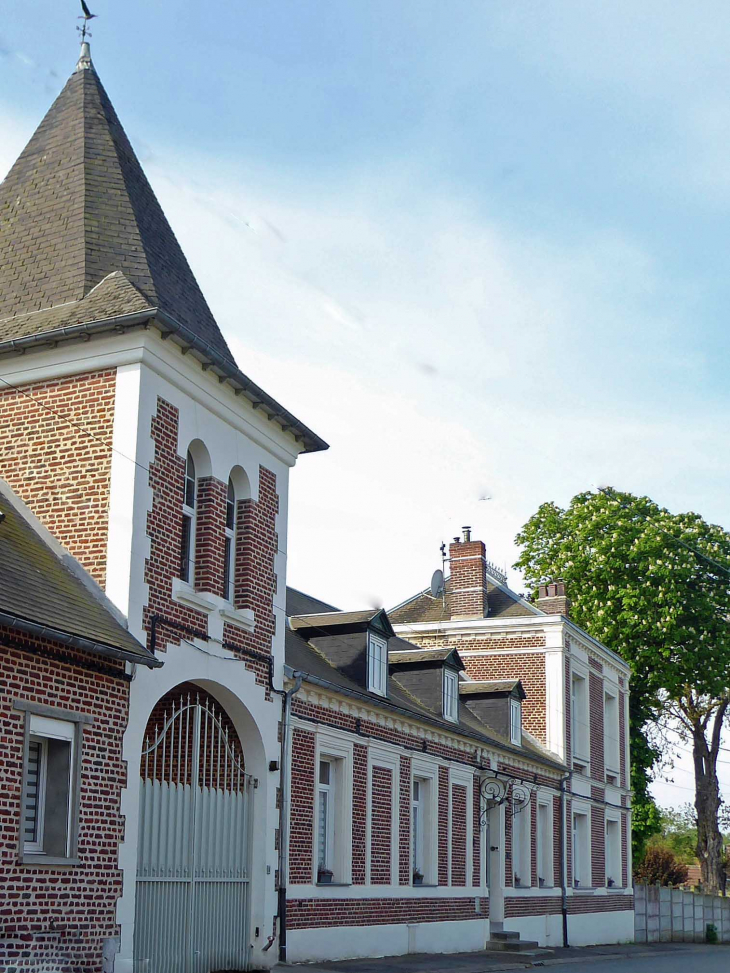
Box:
287, 667, 567, 775
0, 608, 161, 668
0, 306, 328, 454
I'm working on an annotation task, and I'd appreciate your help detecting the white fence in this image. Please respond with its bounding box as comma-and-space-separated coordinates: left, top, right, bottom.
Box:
635, 883, 730, 943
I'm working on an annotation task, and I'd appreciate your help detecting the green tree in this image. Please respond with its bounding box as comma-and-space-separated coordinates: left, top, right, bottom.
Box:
514, 489, 730, 893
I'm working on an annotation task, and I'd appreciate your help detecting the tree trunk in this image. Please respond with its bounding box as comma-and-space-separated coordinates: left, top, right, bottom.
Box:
693, 701, 728, 895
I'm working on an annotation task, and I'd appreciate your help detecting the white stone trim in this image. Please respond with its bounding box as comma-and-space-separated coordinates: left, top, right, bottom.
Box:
314, 729, 354, 886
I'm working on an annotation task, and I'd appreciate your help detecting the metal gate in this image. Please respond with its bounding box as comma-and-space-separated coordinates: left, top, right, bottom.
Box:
134, 691, 252, 973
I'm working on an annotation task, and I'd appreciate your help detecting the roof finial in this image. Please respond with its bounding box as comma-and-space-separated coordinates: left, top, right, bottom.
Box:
76, 0, 96, 70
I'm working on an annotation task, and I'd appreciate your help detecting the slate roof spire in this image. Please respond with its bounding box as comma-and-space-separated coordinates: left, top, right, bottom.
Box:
0, 41, 232, 359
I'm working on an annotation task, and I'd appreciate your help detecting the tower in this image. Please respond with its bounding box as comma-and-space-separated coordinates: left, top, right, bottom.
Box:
0, 40, 326, 971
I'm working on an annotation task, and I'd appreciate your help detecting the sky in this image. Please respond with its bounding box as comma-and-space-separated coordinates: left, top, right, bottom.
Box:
2, 1, 730, 810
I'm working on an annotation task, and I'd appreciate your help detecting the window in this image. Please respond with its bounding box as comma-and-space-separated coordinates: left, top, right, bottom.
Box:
572, 810, 590, 887
510, 698, 522, 745
223, 476, 236, 601
537, 800, 553, 887
443, 669, 459, 722
22, 714, 78, 861
180, 450, 197, 583
412, 779, 424, 883
605, 817, 621, 888
317, 759, 336, 882
367, 633, 388, 696
571, 672, 589, 764
512, 794, 531, 887
604, 689, 620, 781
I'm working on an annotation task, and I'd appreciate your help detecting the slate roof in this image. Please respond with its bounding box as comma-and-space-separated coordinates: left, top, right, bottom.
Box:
0, 48, 230, 359
389, 576, 537, 624
459, 679, 525, 697
0, 47, 329, 455
285, 587, 563, 770
0, 486, 158, 667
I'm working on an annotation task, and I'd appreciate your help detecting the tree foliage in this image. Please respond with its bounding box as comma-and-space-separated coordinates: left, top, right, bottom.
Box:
514, 489, 730, 884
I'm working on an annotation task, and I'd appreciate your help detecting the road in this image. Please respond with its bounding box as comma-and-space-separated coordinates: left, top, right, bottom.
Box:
541, 947, 728, 973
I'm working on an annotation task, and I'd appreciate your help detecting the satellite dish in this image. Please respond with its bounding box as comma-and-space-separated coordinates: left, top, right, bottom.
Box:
430, 569, 444, 597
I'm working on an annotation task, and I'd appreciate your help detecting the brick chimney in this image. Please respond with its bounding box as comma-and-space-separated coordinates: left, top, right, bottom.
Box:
449, 527, 489, 620
536, 580, 570, 617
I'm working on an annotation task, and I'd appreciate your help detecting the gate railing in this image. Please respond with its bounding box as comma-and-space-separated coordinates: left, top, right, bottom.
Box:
135, 692, 252, 973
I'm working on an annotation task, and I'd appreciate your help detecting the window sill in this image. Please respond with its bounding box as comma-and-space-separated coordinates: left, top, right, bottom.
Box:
171, 580, 255, 633
316, 882, 351, 887
172, 579, 217, 614
218, 603, 255, 634
20, 855, 80, 867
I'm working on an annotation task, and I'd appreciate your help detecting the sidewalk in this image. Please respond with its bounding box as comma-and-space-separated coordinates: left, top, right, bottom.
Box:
277, 941, 729, 973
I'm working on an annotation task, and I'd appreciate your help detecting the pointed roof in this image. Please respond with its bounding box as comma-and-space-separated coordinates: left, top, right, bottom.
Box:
0, 44, 230, 359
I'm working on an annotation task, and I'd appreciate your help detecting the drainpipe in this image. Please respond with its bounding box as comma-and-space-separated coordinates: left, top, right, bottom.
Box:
559, 773, 572, 948
278, 668, 304, 964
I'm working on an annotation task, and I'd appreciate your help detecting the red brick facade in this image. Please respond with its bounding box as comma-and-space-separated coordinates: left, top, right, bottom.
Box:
0, 370, 116, 586
370, 767, 393, 884
0, 628, 128, 971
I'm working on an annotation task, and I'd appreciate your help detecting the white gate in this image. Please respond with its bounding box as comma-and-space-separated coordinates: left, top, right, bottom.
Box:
134, 691, 252, 973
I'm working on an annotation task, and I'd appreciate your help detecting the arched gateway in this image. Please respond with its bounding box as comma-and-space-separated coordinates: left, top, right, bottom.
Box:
134, 685, 253, 972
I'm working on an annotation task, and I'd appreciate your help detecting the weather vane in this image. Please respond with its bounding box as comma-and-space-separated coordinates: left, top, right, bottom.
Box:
77, 1, 97, 43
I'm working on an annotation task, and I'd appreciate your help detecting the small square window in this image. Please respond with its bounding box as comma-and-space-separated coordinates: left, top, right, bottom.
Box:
443, 669, 459, 722
22, 715, 78, 861
510, 698, 522, 746
367, 633, 388, 696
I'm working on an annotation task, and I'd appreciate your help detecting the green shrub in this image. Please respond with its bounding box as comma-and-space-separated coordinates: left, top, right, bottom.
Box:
634, 845, 689, 886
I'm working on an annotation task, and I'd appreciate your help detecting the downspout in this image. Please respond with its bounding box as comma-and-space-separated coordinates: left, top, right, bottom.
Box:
278, 669, 304, 964
559, 772, 572, 948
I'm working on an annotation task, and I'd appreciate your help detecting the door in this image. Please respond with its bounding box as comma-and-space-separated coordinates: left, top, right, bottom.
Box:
134, 690, 252, 973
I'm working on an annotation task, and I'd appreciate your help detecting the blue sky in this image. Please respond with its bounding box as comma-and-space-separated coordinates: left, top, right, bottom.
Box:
3, 2, 730, 806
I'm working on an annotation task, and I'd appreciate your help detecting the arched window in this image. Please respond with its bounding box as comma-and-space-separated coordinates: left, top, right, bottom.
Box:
180, 450, 197, 583
223, 476, 236, 601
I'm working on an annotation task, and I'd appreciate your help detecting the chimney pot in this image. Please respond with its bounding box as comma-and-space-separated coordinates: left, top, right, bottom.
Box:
536, 579, 570, 617
462, 526, 472, 543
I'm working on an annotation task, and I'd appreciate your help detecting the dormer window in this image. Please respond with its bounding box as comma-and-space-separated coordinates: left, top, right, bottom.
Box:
443, 669, 459, 722
367, 632, 388, 696
510, 697, 522, 746
180, 450, 196, 583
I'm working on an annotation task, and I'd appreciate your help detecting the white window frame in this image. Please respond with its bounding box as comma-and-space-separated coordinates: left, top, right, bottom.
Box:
442, 668, 459, 722
317, 758, 336, 877
15, 701, 91, 865
181, 449, 197, 584
512, 790, 531, 888
312, 731, 353, 885
571, 668, 590, 766
572, 807, 591, 888
536, 796, 553, 888
223, 476, 236, 602
605, 815, 621, 888
411, 759, 438, 886
510, 697, 522, 746
367, 632, 388, 696
412, 778, 425, 881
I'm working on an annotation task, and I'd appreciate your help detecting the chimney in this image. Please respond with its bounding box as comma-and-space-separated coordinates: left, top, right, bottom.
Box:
449, 527, 488, 620
536, 580, 570, 617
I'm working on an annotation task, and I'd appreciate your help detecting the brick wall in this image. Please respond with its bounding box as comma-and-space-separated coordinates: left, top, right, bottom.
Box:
144, 397, 278, 692
589, 672, 605, 782
287, 897, 484, 929
472, 776, 481, 887
289, 729, 314, 884
0, 369, 116, 586
0, 628, 128, 971
448, 539, 488, 619
591, 806, 606, 887
370, 766, 392, 884
352, 745, 367, 884
399, 758, 411, 885
438, 767, 449, 885
451, 784, 467, 886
